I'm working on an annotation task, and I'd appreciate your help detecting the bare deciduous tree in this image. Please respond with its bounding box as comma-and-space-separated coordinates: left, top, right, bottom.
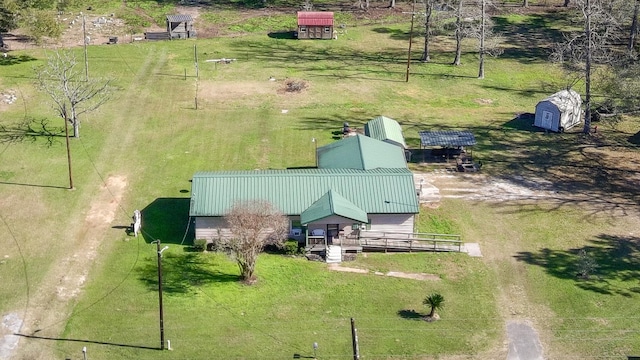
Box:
35, 50, 111, 138
222, 200, 288, 284
452, 0, 465, 65
355, 0, 369, 10
629, 0, 639, 50
551, 0, 622, 134
420, 0, 436, 62
459, 0, 502, 78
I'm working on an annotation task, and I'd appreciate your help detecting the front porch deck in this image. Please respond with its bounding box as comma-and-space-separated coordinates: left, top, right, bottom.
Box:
305, 232, 463, 255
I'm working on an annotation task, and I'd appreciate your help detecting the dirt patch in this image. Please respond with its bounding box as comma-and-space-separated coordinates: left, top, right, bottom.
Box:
415, 171, 640, 218
0, 89, 18, 113
2, 175, 127, 360
475, 98, 493, 105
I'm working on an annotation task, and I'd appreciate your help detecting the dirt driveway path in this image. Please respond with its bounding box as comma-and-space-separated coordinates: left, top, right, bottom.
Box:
0, 176, 128, 360
413, 171, 638, 360
1, 45, 167, 360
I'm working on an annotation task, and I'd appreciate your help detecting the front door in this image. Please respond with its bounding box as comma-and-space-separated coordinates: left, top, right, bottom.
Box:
327, 224, 339, 245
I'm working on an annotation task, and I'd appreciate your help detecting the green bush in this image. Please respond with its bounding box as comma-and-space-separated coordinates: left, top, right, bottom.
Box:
193, 238, 208, 252
283, 240, 299, 255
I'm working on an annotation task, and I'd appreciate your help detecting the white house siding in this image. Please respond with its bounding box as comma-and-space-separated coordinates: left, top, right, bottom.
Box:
363, 213, 415, 234
197, 215, 308, 241
195, 217, 229, 241
196, 213, 415, 242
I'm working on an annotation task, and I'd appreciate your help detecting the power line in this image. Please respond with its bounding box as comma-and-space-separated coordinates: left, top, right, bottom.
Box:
0, 211, 31, 335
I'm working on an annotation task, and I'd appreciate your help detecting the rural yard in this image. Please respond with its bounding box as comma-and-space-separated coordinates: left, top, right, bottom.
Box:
1, 0, 640, 359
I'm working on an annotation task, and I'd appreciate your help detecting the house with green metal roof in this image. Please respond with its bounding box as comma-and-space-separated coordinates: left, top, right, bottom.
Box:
317, 134, 407, 170
189, 135, 419, 250
364, 116, 407, 149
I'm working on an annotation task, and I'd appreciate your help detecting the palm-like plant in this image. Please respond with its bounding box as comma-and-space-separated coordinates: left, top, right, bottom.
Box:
423, 293, 445, 318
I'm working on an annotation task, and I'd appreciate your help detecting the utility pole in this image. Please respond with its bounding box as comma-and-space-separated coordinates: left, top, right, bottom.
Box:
194, 44, 199, 78
404, 0, 418, 82
153, 240, 169, 350
351, 318, 360, 360
82, 14, 88, 81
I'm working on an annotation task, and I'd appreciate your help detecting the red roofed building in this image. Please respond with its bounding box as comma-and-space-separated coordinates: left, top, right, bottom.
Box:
297, 12, 334, 40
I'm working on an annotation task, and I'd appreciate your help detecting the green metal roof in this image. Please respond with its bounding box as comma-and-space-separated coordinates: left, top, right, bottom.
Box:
300, 190, 368, 225
364, 116, 407, 149
317, 134, 407, 170
189, 168, 418, 217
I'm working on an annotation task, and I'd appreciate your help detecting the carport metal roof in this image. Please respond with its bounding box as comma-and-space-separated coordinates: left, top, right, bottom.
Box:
418, 130, 477, 148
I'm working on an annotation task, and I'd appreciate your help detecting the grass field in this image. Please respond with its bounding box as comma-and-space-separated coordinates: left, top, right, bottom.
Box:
1, 3, 640, 359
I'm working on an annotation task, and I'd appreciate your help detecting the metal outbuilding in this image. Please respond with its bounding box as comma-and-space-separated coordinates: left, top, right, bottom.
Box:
534, 89, 582, 133
364, 116, 407, 149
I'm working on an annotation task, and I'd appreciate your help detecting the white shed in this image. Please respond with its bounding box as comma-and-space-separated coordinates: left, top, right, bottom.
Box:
534, 89, 582, 133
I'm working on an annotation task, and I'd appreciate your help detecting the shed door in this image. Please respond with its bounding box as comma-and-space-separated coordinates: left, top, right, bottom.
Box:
309, 27, 321, 39
541, 110, 553, 128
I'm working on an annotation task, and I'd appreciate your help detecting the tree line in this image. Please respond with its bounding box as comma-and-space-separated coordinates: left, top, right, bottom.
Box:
410, 0, 639, 133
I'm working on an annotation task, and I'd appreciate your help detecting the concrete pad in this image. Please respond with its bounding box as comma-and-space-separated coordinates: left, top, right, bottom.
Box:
506, 320, 544, 360
386, 271, 440, 281
463, 242, 483, 257
0, 313, 23, 360
327, 264, 368, 273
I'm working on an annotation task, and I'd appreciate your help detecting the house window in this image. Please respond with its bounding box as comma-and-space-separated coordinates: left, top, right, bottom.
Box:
300, 26, 307, 32
290, 220, 302, 237
324, 27, 330, 33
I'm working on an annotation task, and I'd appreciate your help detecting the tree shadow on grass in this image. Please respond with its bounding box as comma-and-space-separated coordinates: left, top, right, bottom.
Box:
397, 309, 424, 320
0, 54, 37, 66
628, 131, 640, 145
514, 234, 640, 297
138, 252, 241, 294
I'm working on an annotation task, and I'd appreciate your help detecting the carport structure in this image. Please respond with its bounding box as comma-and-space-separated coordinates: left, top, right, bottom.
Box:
418, 130, 477, 162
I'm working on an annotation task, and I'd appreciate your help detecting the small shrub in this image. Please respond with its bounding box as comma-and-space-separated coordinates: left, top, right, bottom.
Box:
283, 240, 299, 255
576, 249, 598, 279
193, 238, 208, 252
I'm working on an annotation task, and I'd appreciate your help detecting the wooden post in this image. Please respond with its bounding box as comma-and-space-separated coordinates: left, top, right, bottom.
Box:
351, 318, 360, 360
405, 0, 416, 82
82, 15, 88, 81
194, 44, 199, 78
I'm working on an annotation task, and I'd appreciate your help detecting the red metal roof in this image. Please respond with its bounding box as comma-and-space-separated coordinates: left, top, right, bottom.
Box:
297, 12, 334, 26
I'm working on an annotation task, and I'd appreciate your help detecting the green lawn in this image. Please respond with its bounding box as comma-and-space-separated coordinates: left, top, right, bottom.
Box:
57, 249, 500, 359
1, 5, 639, 359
